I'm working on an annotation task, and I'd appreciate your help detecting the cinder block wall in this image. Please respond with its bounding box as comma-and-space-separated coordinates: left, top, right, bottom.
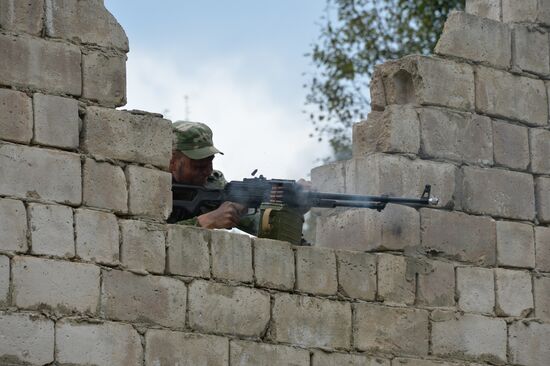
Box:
1, 1, 548, 366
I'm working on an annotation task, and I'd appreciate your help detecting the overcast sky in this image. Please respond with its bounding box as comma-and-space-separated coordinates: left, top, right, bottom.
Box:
103, 1, 332, 181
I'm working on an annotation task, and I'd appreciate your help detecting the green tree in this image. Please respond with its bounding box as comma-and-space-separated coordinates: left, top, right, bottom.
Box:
306, 0, 465, 161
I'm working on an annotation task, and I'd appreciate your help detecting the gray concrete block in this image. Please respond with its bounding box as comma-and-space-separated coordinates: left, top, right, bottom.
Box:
0, 198, 27, 253
83, 107, 172, 168
370, 67, 387, 111
0, 88, 33, 144
496, 221, 535, 268
502, 0, 538, 23
0, 34, 81, 95
535, 226, 550, 272
82, 50, 127, 107
354, 303, 429, 356
45, 0, 129, 51
28, 203, 74, 258
56, 320, 142, 366
0, 144, 81, 205
188, 280, 270, 337
457, 266, 495, 314
475, 65, 548, 127
32, 93, 79, 149
493, 119, 530, 170
102, 269, 187, 328
167, 225, 210, 278
530, 128, 550, 174
74, 209, 119, 265
336, 250, 376, 301
311, 160, 346, 193
418, 107, 493, 165
465, 0, 502, 21
377, 254, 415, 306
513, 25, 550, 76
312, 351, 390, 366
82, 158, 127, 213
270, 293, 352, 349
495, 268, 533, 317
13, 256, 100, 314
145, 330, 228, 366
421, 209, 496, 265
231, 340, 310, 366
126, 165, 172, 219
393, 358, 478, 366
296, 246, 337, 296
211, 230, 253, 283
0, 0, 44, 35
120, 219, 165, 274
0, 256, 8, 306
254, 238, 295, 291
535, 177, 550, 223
431, 312, 507, 364
534, 275, 550, 322
509, 321, 550, 366
436, 11, 511, 68
461, 166, 535, 220
416, 259, 455, 307
0, 312, 54, 365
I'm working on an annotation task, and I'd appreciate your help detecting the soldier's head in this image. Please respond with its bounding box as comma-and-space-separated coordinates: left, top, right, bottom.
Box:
170, 121, 223, 185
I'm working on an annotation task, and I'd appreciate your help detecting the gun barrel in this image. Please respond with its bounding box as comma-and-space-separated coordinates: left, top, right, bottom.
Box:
309, 191, 437, 207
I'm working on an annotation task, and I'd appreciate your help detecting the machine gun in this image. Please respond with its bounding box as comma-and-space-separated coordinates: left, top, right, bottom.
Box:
172, 176, 439, 245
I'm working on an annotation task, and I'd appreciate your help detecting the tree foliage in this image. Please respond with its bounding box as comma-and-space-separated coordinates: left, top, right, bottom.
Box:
306, 0, 465, 161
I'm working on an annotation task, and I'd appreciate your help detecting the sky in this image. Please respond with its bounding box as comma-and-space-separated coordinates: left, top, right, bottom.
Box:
103, 1, 332, 181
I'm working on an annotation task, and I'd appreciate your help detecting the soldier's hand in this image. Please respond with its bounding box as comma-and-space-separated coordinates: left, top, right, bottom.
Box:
197, 201, 247, 229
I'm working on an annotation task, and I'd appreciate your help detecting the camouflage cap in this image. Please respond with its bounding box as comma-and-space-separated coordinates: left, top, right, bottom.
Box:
172, 121, 223, 160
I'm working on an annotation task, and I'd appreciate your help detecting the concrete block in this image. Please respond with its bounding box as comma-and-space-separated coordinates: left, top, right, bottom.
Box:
167, 225, 210, 278
493, 119, 530, 170
13, 256, 100, 314
311, 160, 346, 193
475, 65, 548, 126
336, 250, 376, 301
502, 0, 539, 23
0, 34, 81, 95
188, 280, 270, 337
82, 50, 127, 107
296, 246, 337, 295
436, 11, 511, 68
354, 303, 429, 356
513, 25, 550, 75
120, 219, 165, 274
0, 88, 32, 144
370, 67, 387, 110
377, 254, 415, 305
56, 320, 142, 366
431, 312, 507, 364
145, 330, 228, 366
0, 198, 27, 253
393, 358, 478, 366
126, 165, 172, 219
82, 107, 172, 169
270, 293, 352, 349
74, 209, 119, 265
461, 166, 535, 220
312, 351, 389, 366
416, 260, 455, 307
45, 0, 129, 51
457, 266, 495, 314
231, 340, 309, 366
352, 105, 420, 156
211, 230, 253, 283
102, 269, 186, 327
530, 128, 550, 174
465, 0, 502, 21
0, 0, 44, 35
0, 312, 54, 365
509, 321, 550, 366
535, 226, 550, 271
535, 177, 550, 223
32, 93, 79, 149
421, 209, 496, 265
346, 154, 457, 208
495, 268, 533, 317
534, 275, 550, 322
419, 107, 493, 165
82, 158, 127, 213
0, 144, 81, 205
496, 221, 535, 268
0, 256, 8, 306
316, 205, 419, 252
379, 55, 475, 110
28, 203, 74, 258
254, 238, 295, 290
